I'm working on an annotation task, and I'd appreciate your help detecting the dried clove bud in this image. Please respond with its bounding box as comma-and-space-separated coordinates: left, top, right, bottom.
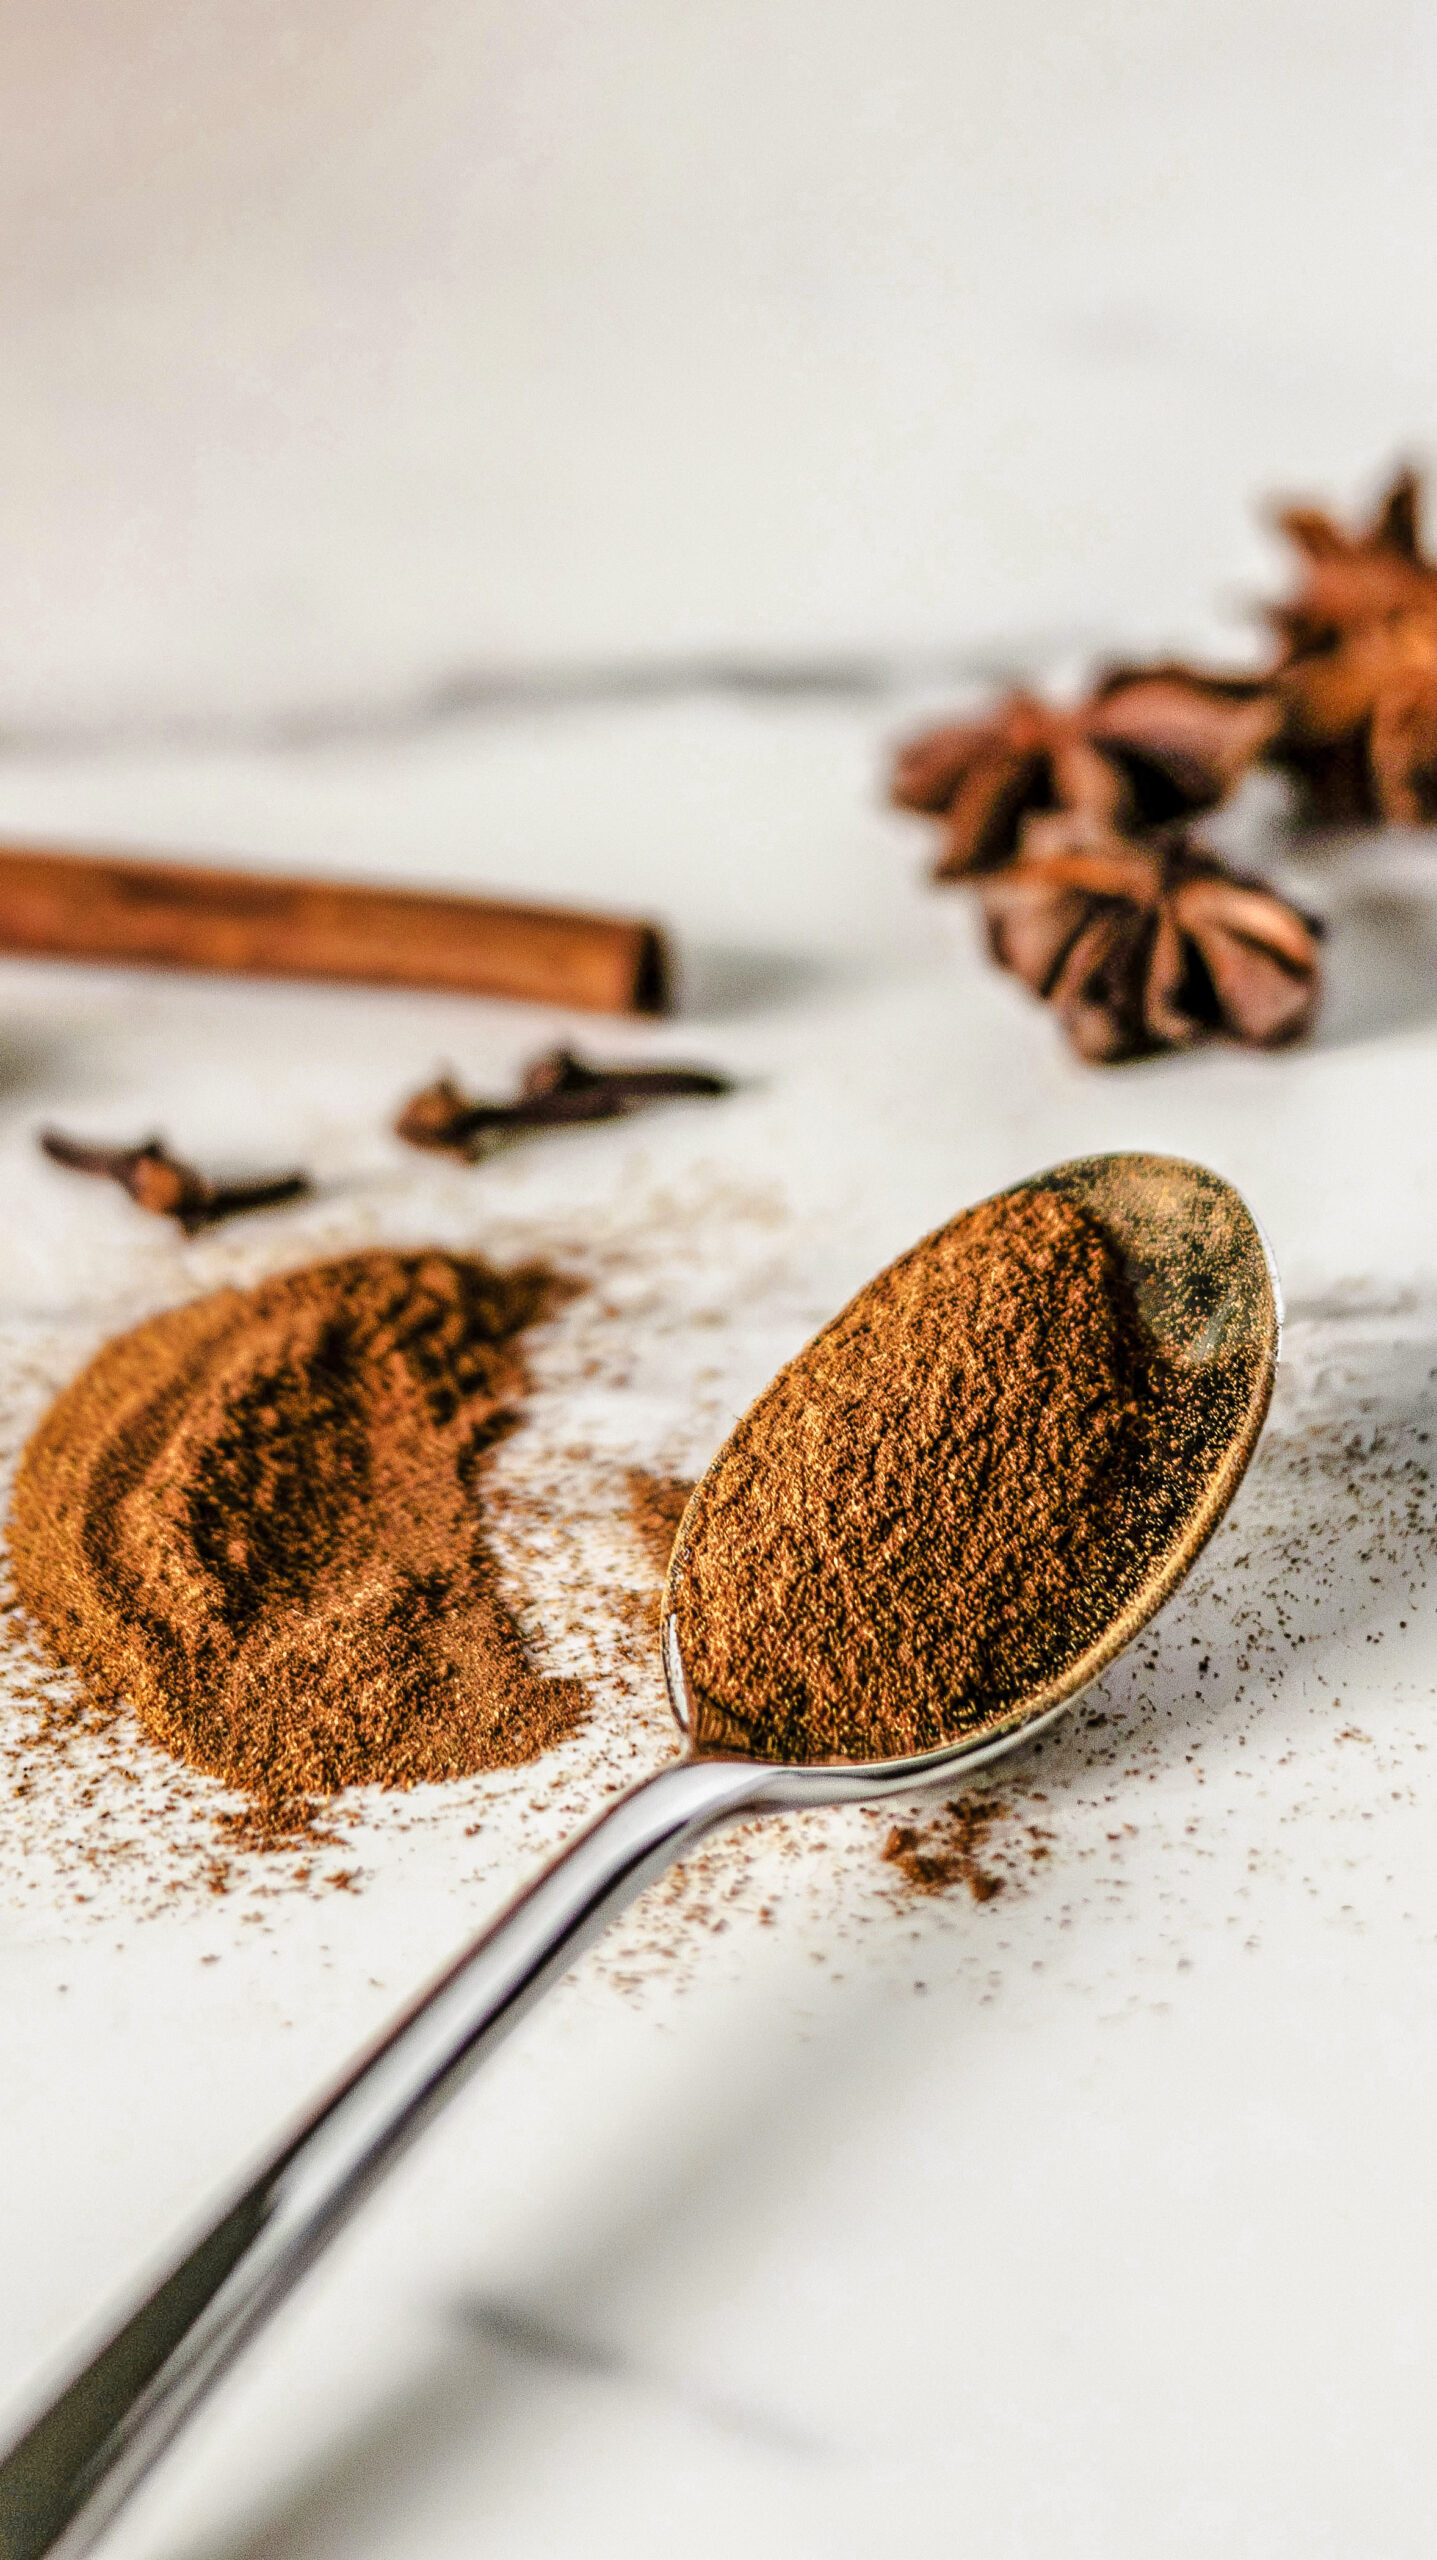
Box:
39, 1131, 311, 1233
1263, 466, 1437, 822
395, 1046, 733, 1162
890, 669, 1276, 880
979, 817, 1324, 1063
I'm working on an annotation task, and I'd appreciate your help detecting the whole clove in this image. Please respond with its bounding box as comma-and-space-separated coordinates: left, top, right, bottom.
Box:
39, 1130, 311, 1233
395, 1047, 733, 1162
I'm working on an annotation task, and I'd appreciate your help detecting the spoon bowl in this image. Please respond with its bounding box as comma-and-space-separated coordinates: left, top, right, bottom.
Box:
0, 1152, 1279, 2560
663, 1148, 1279, 1798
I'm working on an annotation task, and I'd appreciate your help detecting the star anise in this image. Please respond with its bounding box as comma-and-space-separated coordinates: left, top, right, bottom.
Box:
396, 1046, 732, 1161
978, 816, 1323, 1063
1263, 466, 1437, 822
890, 668, 1276, 879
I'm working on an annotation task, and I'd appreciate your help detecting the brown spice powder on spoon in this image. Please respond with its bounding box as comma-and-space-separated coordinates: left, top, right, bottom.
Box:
8, 1250, 584, 1833
669, 1189, 1253, 1765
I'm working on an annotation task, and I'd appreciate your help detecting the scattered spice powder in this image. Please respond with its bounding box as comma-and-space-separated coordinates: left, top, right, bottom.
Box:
882, 1795, 1009, 1900
625, 1469, 695, 1579
669, 1189, 1259, 1765
8, 1249, 584, 1834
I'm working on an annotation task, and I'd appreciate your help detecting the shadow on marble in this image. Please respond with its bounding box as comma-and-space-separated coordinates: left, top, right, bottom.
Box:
452, 2297, 829, 2460
1280, 834, 1437, 1049
674, 942, 834, 1021
154, 2312, 828, 2560
1313, 887, 1437, 1048
155, 2024, 865, 2560
0, 1021, 85, 1104
154, 2335, 513, 2560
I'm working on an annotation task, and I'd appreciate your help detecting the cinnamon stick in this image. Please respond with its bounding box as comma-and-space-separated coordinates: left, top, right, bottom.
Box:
0, 845, 669, 1015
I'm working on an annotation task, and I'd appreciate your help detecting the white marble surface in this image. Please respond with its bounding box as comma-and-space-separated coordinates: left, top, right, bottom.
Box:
2, 694, 1437, 2560
3, 2, 1437, 2550
0, 0, 1435, 727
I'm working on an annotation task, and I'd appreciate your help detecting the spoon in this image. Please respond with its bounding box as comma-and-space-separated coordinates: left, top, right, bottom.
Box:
0, 1151, 1278, 2560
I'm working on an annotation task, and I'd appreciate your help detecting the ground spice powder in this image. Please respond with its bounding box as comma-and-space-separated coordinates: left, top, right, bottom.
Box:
626, 1469, 695, 1579
9, 1249, 584, 1829
669, 1189, 1253, 1764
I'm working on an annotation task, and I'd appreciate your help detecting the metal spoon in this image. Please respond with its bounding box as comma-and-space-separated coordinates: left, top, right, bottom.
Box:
0, 1151, 1278, 2560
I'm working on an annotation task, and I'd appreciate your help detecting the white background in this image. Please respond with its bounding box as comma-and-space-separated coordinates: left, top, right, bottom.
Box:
3, 8, 1437, 2557
0, 0, 1434, 728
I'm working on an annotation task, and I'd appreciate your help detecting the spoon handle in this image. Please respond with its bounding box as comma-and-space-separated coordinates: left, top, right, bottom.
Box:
0, 1755, 764, 2560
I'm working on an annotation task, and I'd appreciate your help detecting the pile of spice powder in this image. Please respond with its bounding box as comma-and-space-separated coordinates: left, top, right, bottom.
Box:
8, 1249, 584, 1831
668, 1188, 1256, 1764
